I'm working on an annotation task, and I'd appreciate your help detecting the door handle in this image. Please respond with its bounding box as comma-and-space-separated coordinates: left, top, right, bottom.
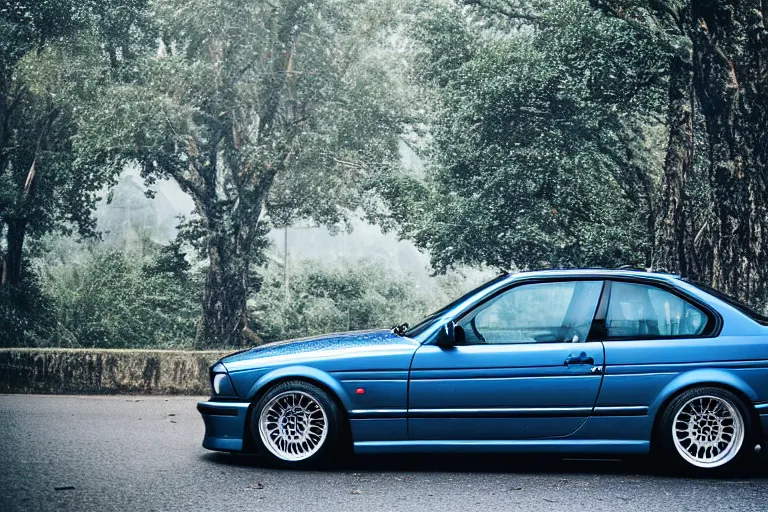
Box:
564, 352, 594, 367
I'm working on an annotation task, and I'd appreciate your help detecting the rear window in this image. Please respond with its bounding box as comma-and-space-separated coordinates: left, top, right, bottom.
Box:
686, 280, 768, 326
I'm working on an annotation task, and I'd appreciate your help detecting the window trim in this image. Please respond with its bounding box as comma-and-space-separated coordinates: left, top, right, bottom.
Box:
595, 278, 721, 342
430, 277, 608, 346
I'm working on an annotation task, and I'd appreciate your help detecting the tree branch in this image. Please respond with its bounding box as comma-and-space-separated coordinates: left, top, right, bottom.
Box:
0, 85, 29, 177
258, 0, 305, 137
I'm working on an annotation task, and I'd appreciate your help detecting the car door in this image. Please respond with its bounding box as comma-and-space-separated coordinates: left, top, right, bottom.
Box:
408, 279, 606, 440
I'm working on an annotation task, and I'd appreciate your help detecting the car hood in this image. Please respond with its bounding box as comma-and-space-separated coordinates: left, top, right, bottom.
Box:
219, 328, 417, 369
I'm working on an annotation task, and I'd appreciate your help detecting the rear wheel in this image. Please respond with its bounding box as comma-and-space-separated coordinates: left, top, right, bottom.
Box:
657, 387, 751, 473
250, 380, 347, 468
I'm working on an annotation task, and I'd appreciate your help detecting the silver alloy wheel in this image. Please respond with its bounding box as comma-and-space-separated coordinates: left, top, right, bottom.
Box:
258, 390, 329, 462
672, 394, 745, 468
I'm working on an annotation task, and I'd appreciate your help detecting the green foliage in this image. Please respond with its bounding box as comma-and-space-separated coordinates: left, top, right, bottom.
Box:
38, 242, 201, 348
0, 268, 54, 346
403, 0, 669, 272
73, 0, 415, 346
82, 0, 410, 233
1, 0, 154, 288
250, 259, 472, 343
2, 39, 113, 238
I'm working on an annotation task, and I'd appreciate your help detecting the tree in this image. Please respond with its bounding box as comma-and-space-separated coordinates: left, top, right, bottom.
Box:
403, 0, 668, 273
0, 1, 152, 288
592, 0, 768, 305
82, 0, 409, 347
690, 1, 768, 301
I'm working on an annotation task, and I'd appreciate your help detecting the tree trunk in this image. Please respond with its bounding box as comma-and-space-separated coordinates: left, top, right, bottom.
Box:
1, 219, 27, 287
656, 54, 694, 276
742, 6, 768, 304
193, 195, 269, 349
691, 0, 768, 302
196, 235, 250, 349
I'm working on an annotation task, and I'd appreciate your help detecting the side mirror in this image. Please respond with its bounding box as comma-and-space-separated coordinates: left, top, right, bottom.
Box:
435, 322, 465, 348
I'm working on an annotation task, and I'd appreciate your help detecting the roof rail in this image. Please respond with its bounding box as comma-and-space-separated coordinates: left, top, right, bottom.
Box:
614, 265, 649, 271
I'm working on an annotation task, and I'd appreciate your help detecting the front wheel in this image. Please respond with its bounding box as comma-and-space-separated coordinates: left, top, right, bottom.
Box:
657, 387, 751, 473
250, 380, 347, 468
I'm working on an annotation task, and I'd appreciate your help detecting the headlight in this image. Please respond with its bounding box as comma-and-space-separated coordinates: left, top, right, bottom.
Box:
212, 373, 227, 394
210, 362, 235, 396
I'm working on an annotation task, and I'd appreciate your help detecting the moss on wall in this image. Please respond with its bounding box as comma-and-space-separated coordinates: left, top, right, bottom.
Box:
0, 349, 229, 395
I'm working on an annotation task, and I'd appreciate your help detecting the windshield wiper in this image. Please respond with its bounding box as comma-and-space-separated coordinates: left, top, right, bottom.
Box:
391, 323, 409, 336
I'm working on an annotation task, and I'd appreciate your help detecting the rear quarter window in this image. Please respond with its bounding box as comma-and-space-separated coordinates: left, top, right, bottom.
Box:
605, 281, 708, 339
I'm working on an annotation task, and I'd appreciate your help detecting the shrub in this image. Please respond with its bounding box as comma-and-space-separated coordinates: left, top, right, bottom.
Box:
40, 243, 201, 349
0, 269, 55, 347
250, 258, 474, 343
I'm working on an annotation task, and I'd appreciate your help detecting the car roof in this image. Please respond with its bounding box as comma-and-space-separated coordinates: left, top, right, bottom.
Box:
508, 268, 681, 282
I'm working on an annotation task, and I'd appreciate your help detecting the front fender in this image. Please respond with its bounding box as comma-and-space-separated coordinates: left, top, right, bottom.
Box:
246, 365, 353, 410
648, 368, 760, 418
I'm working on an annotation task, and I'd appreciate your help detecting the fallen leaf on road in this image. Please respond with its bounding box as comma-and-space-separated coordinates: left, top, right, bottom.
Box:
247, 482, 264, 490
350, 489, 362, 495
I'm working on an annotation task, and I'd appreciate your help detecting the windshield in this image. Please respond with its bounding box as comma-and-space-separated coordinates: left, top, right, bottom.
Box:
405, 273, 510, 338
686, 280, 768, 325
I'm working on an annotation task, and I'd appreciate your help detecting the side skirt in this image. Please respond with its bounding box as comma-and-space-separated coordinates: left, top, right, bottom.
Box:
353, 439, 650, 454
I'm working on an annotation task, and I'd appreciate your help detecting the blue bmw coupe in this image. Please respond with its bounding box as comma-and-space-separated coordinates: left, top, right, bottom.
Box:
198, 269, 768, 472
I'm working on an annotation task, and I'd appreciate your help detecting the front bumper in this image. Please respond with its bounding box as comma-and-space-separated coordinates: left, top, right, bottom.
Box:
197, 400, 250, 452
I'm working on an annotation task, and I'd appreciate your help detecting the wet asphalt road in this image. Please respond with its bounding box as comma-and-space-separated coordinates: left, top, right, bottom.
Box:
1, 395, 767, 512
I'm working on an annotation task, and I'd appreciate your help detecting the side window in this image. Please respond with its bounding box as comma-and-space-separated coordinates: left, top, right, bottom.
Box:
463, 281, 603, 345
605, 282, 707, 339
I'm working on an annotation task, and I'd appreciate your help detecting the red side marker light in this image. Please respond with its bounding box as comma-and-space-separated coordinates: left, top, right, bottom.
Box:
356, 388, 365, 395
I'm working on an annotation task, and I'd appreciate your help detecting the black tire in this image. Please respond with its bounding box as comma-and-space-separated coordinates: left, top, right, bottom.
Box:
656, 386, 753, 474
249, 380, 349, 469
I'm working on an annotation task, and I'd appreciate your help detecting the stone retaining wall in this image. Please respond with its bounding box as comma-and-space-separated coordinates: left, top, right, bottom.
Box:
0, 348, 230, 395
